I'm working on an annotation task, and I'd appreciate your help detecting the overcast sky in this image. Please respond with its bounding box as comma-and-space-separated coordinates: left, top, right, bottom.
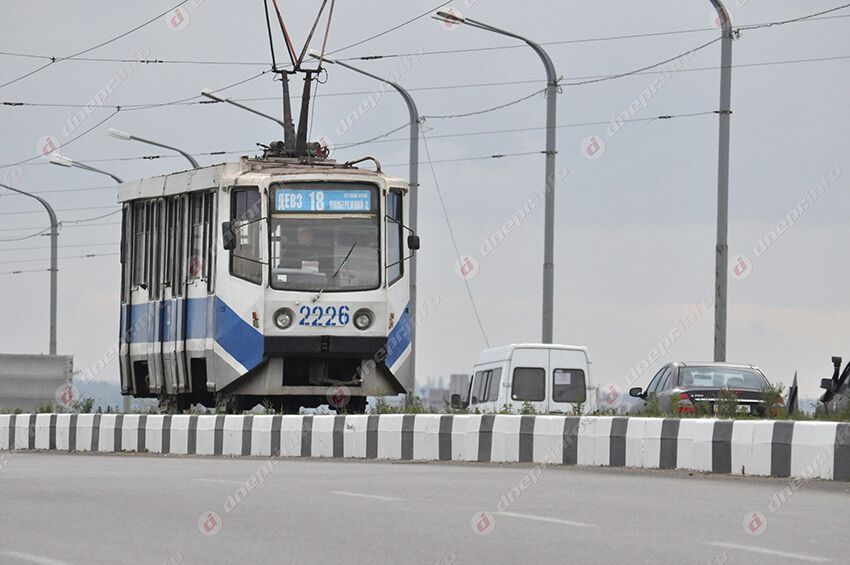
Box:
1, 0, 848, 400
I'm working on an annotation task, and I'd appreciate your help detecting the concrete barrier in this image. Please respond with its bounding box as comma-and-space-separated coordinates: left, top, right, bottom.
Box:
1, 414, 849, 481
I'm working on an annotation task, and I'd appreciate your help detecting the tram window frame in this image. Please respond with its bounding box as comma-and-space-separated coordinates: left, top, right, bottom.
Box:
163, 198, 174, 291
150, 199, 165, 301
174, 195, 187, 297
205, 191, 217, 293
230, 187, 263, 285
386, 189, 404, 285
188, 192, 207, 284
131, 201, 147, 288
120, 204, 131, 303
268, 181, 383, 293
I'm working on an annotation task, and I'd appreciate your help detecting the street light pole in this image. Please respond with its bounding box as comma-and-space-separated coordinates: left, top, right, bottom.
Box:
436, 12, 558, 344
50, 155, 124, 184
710, 0, 734, 362
0, 182, 59, 355
313, 53, 421, 390
107, 129, 200, 169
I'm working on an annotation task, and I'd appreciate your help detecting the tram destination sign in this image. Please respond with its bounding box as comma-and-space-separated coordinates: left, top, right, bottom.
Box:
275, 188, 373, 212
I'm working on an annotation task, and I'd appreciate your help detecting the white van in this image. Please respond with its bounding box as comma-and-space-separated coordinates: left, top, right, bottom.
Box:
455, 344, 595, 414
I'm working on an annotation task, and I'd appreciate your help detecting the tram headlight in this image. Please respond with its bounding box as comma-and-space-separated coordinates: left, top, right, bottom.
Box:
353, 309, 374, 331
273, 308, 295, 330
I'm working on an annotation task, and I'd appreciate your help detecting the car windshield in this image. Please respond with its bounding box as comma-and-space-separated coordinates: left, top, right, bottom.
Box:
269, 183, 380, 292
678, 367, 769, 390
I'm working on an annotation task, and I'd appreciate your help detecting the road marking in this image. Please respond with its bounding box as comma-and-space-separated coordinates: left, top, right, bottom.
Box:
705, 542, 831, 563
193, 478, 246, 486
330, 491, 404, 502
495, 511, 596, 528
3, 551, 73, 565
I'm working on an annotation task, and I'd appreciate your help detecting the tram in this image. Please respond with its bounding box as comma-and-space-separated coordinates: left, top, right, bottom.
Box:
117, 143, 418, 412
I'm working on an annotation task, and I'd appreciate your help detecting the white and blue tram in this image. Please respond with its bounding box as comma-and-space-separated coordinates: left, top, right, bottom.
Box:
118, 152, 417, 412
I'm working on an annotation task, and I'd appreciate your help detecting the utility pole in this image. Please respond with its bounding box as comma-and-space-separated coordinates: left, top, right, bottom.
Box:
0, 182, 59, 355
313, 53, 421, 391
710, 0, 734, 362
435, 12, 558, 343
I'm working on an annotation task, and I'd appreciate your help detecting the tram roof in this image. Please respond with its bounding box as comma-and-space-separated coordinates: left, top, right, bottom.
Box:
117, 156, 407, 203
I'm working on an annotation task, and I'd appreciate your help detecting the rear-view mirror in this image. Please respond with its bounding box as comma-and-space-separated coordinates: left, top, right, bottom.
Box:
629, 387, 643, 398
407, 234, 421, 251
222, 221, 236, 251
450, 393, 462, 409
820, 378, 835, 392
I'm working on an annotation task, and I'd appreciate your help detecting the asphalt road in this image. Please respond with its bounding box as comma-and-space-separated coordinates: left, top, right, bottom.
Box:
1, 453, 848, 565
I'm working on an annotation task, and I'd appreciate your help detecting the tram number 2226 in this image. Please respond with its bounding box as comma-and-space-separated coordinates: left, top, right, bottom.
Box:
298, 305, 350, 327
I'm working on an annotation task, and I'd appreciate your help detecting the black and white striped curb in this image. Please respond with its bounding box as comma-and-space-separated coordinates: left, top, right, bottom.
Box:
2, 415, 848, 481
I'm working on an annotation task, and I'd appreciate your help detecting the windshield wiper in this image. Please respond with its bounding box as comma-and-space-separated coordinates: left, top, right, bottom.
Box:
312, 241, 357, 303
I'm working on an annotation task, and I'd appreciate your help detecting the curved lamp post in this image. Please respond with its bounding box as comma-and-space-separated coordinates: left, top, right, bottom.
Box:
0, 181, 59, 354
107, 128, 200, 169
435, 11, 559, 344
50, 154, 124, 184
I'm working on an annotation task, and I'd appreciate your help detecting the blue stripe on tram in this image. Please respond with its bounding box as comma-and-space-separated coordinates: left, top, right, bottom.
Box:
123, 296, 263, 372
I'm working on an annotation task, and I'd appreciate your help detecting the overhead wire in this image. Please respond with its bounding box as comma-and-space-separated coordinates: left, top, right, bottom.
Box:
327, 0, 453, 55
1, 109, 722, 176
338, 11, 850, 61
0, 241, 119, 253
0, 0, 192, 90
2, 7, 848, 69
4, 53, 850, 111
0, 252, 119, 266
420, 128, 490, 348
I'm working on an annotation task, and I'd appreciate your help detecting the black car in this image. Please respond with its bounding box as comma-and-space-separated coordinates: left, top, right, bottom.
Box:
628, 362, 778, 417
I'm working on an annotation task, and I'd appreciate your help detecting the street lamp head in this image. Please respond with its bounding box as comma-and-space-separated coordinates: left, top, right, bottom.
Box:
201, 88, 227, 103
107, 128, 133, 141
49, 154, 74, 167
434, 10, 466, 24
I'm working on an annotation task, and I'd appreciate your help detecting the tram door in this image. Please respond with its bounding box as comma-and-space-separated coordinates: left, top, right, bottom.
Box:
184, 191, 216, 394
161, 196, 188, 394
145, 199, 165, 394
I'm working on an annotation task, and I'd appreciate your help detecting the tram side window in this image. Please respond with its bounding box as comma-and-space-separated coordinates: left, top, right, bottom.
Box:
189, 193, 207, 281
120, 204, 131, 302
230, 188, 262, 284
149, 200, 162, 301
205, 191, 216, 293
174, 196, 186, 297
131, 202, 147, 288
386, 190, 403, 284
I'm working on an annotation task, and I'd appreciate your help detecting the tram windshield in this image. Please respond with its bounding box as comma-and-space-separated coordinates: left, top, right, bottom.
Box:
269, 183, 380, 292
